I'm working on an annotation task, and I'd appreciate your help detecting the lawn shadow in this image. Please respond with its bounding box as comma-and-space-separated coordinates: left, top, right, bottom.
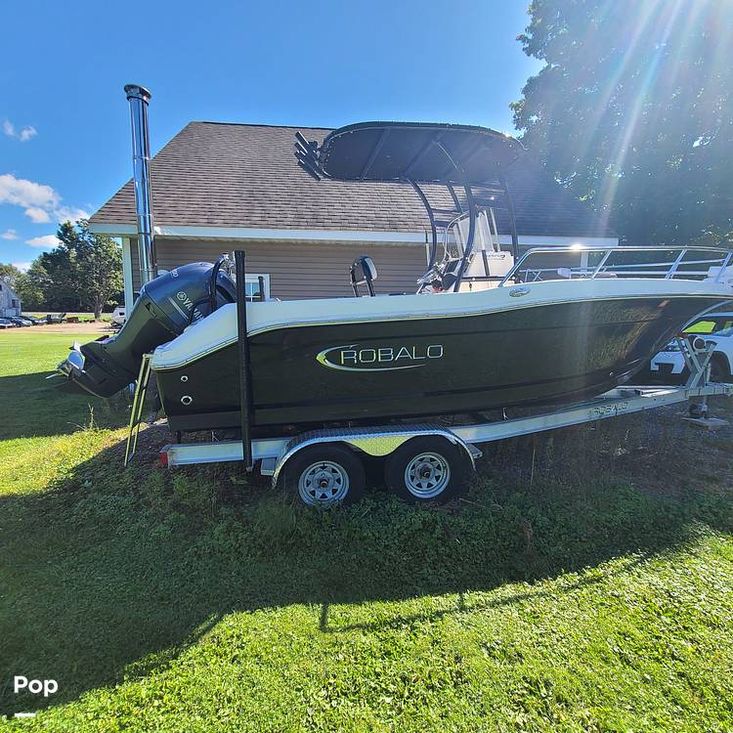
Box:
317, 554, 652, 635
1, 404, 732, 715
0, 372, 128, 440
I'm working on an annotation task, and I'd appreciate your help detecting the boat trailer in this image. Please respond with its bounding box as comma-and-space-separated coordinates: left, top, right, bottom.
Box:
155, 380, 732, 474
123, 252, 733, 505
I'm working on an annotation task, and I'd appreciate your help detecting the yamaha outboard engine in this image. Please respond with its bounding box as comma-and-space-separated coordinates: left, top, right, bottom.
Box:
58, 261, 236, 397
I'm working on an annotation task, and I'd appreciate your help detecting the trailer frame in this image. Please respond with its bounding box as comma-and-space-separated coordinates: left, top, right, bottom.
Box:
158, 379, 732, 483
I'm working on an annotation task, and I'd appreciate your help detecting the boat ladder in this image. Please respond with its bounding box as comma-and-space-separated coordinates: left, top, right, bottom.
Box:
124, 353, 153, 467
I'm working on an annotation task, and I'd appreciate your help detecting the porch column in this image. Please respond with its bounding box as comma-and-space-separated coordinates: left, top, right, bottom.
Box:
121, 237, 135, 310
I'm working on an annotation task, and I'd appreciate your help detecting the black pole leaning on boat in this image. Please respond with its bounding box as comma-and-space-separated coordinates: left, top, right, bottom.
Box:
234, 250, 254, 471
499, 172, 520, 274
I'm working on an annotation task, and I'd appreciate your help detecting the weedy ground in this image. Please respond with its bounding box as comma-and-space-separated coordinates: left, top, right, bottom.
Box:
1, 328, 732, 732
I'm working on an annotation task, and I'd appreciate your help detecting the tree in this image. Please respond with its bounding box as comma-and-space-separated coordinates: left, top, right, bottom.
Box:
512, 0, 733, 245
0, 263, 22, 289
54, 220, 123, 318
34, 240, 77, 310
14, 262, 48, 310
14, 220, 122, 316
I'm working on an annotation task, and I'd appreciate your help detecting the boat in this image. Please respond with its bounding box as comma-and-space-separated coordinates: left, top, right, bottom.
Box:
58, 120, 733, 435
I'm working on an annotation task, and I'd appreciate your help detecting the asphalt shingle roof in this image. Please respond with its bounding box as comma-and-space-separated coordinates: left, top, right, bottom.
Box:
90, 122, 612, 238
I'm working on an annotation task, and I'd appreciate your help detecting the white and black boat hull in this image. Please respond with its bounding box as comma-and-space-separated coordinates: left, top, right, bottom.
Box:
151, 283, 728, 433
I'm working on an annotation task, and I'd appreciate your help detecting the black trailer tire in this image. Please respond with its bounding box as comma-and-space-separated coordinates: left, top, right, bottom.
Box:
281, 444, 365, 507
384, 436, 471, 504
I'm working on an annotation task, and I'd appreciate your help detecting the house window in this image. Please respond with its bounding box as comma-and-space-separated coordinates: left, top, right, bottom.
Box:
244, 274, 271, 301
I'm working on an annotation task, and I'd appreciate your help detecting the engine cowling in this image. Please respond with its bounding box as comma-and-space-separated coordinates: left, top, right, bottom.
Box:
58, 262, 236, 397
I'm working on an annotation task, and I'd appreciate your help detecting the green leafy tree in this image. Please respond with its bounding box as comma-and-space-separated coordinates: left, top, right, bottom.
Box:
54, 220, 123, 318
0, 263, 22, 289
14, 221, 122, 316
14, 262, 49, 310
512, 0, 733, 245
34, 241, 77, 311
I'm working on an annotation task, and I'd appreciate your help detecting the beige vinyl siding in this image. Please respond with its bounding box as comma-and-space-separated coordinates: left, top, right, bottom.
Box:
128, 238, 428, 299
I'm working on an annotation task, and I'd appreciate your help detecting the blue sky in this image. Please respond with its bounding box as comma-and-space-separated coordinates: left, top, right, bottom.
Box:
0, 0, 540, 269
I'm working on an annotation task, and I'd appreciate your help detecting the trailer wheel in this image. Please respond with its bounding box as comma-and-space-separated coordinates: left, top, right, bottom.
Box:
282, 445, 365, 507
384, 437, 470, 504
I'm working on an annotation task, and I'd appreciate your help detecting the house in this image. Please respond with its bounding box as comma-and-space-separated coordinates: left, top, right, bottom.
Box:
0, 279, 22, 317
88, 122, 617, 309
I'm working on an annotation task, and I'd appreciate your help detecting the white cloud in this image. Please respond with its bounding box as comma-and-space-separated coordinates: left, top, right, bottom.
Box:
11, 261, 31, 272
57, 205, 90, 223
26, 234, 60, 248
0, 173, 59, 210
1, 228, 18, 240
24, 206, 51, 223
0, 173, 87, 225
18, 126, 37, 142
3, 119, 37, 142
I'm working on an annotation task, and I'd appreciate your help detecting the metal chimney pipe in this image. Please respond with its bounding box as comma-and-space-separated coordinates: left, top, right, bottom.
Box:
124, 83, 157, 285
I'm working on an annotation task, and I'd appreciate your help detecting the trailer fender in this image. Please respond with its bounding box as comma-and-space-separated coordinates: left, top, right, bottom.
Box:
270, 426, 478, 489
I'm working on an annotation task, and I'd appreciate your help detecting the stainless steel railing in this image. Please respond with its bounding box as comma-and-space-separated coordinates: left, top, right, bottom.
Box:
499, 246, 733, 287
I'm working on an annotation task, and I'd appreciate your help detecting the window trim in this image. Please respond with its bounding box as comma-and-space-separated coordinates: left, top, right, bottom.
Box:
244, 273, 271, 301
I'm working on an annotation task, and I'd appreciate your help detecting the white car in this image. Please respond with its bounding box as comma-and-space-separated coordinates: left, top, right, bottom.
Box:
111, 305, 126, 326
650, 311, 733, 383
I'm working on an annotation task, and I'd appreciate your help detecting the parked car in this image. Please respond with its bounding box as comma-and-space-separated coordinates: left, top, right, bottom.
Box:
0, 317, 17, 329
45, 313, 67, 324
650, 311, 733, 383
8, 316, 33, 327
111, 305, 126, 326
22, 315, 45, 325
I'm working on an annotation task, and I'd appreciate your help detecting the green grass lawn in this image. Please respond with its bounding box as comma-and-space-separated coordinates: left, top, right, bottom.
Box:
1, 329, 732, 731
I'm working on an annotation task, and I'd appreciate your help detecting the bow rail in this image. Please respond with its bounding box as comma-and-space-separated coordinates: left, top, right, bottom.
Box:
499, 246, 733, 286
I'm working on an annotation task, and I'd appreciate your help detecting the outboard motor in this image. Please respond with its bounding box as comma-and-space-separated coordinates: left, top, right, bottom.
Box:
58, 261, 236, 397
